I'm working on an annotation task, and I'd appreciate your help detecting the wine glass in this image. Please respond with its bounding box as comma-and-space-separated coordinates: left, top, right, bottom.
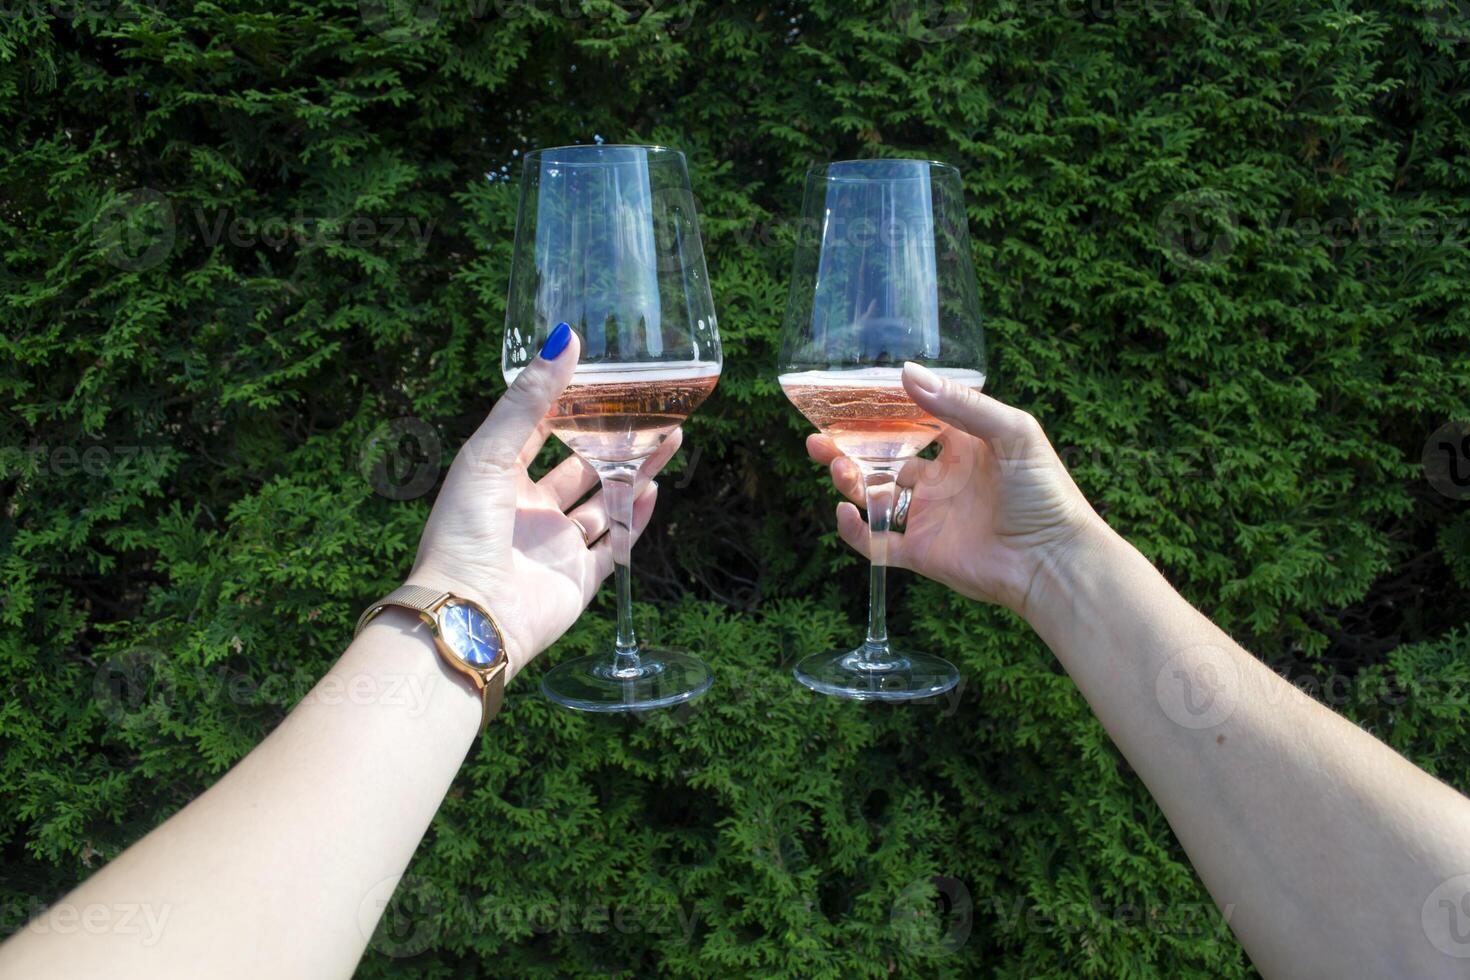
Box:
503, 144, 721, 711
778, 158, 987, 700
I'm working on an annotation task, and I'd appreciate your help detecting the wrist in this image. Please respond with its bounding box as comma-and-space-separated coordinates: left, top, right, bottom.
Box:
341, 607, 483, 744
1018, 514, 1127, 627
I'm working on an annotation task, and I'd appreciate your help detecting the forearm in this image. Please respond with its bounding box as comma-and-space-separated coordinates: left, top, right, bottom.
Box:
0, 609, 480, 980
1024, 520, 1470, 978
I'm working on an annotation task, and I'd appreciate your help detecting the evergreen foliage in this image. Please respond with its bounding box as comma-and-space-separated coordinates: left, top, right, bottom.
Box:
2, 0, 1468, 975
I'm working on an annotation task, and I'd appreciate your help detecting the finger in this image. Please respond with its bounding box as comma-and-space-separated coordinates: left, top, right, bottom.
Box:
826, 449, 940, 507
810, 431, 863, 505
588, 482, 660, 587
835, 501, 911, 569
566, 494, 611, 547
807, 433, 842, 466
809, 431, 879, 507
538, 452, 599, 510
464, 325, 580, 474
835, 501, 871, 560
934, 423, 969, 450
829, 455, 866, 507
901, 362, 1041, 458
514, 420, 554, 470
537, 425, 682, 514
896, 454, 934, 487
641, 426, 684, 481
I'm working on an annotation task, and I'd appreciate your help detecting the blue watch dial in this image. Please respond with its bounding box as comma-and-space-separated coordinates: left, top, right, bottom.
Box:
438, 601, 502, 667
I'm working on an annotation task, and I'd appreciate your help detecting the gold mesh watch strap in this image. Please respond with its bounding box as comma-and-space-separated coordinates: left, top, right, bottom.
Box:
354, 584, 508, 729
354, 584, 449, 636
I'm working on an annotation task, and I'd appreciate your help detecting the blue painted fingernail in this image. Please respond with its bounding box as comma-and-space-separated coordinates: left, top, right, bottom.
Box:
539, 322, 572, 360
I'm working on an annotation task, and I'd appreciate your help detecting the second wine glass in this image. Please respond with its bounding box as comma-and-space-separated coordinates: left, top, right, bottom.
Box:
503, 144, 721, 712
778, 158, 987, 700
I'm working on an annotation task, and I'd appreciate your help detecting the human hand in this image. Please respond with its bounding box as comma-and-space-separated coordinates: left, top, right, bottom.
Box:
406, 329, 680, 678
808, 362, 1102, 616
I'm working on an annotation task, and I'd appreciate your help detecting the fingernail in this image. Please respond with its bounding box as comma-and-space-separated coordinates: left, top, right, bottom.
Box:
539, 322, 572, 360
904, 361, 942, 395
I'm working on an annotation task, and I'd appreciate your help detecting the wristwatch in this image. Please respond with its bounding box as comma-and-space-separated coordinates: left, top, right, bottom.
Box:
354, 584, 508, 729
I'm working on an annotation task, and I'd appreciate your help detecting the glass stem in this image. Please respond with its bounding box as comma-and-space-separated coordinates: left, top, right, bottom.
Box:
862, 469, 899, 659
598, 464, 643, 677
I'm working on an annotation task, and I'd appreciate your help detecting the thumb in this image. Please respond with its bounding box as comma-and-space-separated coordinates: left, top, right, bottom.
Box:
901, 361, 1042, 458
466, 322, 579, 471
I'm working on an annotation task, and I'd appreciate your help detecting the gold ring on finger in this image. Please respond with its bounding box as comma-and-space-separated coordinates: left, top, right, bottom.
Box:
569, 516, 593, 548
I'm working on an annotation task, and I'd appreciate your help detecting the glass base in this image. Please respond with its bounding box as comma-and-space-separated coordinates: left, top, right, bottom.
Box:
541, 650, 713, 712
793, 646, 960, 702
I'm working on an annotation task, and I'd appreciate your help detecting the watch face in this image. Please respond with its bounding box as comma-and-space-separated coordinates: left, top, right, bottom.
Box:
439, 601, 503, 667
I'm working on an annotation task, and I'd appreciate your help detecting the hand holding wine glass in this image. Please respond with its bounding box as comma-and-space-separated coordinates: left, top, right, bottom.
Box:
502, 143, 721, 711
805, 364, 1102, 617
407, 327, 683, 679
778, 158, 988, 700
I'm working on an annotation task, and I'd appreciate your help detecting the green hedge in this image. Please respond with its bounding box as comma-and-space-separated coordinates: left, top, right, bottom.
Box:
3, 0, 1469, 975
